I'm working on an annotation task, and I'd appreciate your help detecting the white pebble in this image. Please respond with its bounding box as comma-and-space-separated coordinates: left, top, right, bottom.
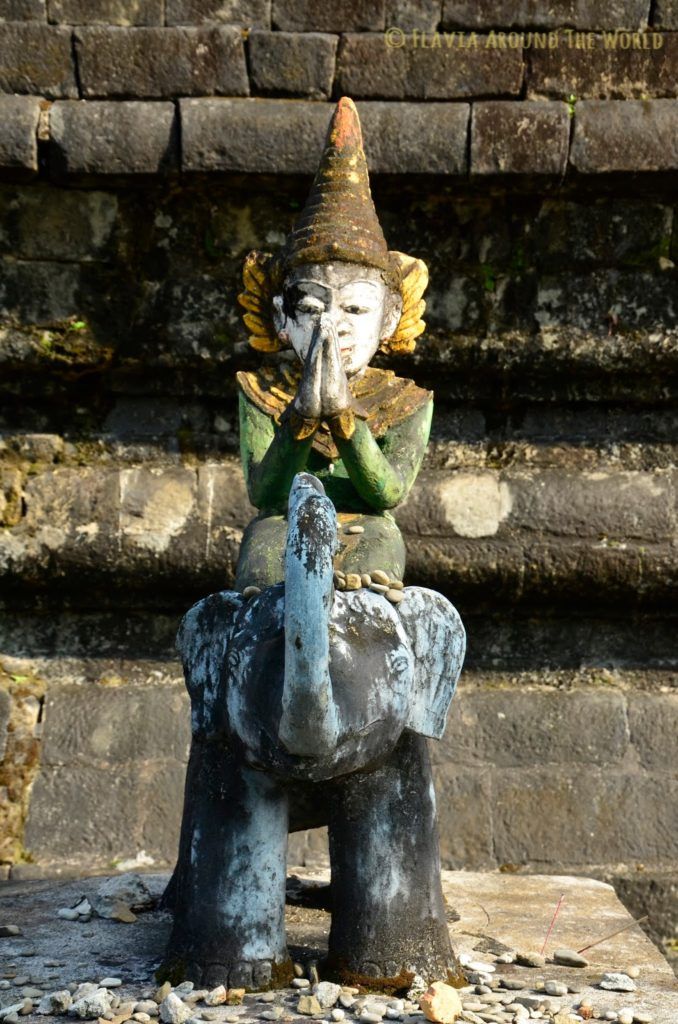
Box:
625, 965, 641, 979
101, 978, 123, 988
291, 978, 310, 989
331, 1011, 345, 1022
618, 1011, 634, 1024
544, 981, 567, 996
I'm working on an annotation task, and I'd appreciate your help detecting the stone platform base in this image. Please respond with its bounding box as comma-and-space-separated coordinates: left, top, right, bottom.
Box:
0, 871, 676, 1023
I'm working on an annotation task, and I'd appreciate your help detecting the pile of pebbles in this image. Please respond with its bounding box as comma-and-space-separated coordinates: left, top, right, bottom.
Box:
0, 953, 656, 1024
332, 568, 404, 604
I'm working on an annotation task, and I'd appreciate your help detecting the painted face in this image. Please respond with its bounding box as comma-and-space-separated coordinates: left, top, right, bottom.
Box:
272, 262, 401, 376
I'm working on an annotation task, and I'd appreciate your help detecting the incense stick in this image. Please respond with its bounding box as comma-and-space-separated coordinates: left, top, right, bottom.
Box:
540, 893, 565, 955
577, 915, 649, 955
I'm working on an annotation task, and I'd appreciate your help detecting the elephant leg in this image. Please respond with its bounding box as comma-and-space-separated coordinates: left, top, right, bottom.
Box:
159, 739, 293, 990
326, 732, 462, 990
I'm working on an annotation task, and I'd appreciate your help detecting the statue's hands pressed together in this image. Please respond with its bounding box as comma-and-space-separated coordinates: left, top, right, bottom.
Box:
293, 313, 352, 422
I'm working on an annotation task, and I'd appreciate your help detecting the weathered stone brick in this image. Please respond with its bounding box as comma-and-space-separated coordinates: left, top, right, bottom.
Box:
76, 26, 249, 99
442, 0, 651, 30
24, 762, 144, 861
528, 33, 678, 100
358, 101, 469, 173
0, 187, 118, 260
628, 694, 678, 771
471, 100, 569, 176
0, 24, 77, 97
437, 690, 629, 768
0, 259, 81, 324
0, 687, 9, 761
0, 96, 40, 175
47, 0, 162, 23
337, 32, 524, 99
41, 685, 190, 765
387, 0, 441, 30
166, 0, 270, 26
533, 199, 673, 266
571, 99, 678, 172
535, 269, 678, 329
181, 98, 469, 175
0, 0, 44, 19
249, 30, 338, 100
654, 0, 678, 28
273, 0, 385, 31
180, 97, 330, 173
433, 765, 495, 869
493, 769, 678, 865
509, 469, 676, 541
50, 100, 177, 174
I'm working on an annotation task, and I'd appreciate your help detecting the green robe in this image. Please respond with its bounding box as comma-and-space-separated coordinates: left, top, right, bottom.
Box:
234, 366, 433, 591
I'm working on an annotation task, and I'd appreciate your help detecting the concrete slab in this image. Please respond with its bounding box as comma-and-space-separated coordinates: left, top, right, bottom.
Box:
0, 870, 675, 1023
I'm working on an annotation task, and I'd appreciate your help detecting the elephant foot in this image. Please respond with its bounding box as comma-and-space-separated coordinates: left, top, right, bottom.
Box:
323, 954, 465, 994
157, 955, 294, 991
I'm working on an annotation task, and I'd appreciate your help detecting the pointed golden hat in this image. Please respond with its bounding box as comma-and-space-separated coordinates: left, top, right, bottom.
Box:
282, 97, 397, 283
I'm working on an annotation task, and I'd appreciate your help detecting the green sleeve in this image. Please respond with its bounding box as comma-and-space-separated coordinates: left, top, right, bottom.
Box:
239, 391, 315, 511
333, 398, 433, 511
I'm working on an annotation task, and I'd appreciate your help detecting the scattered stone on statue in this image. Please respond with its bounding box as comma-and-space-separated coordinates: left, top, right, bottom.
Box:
360, 573, 372, 587
334, 573, 347, 590
419, 981, 462, 1024
159, 993, 192, 1024
297, 994, 322, 1015
0, 926, 21, 937
516, 951, 546, 968
243, 586, 261, 599
345, 573, 362, 590
369, 583, 389, 594
370, 570, 390, 586
313, 982, 341, 1009
599, 972, 637, 992
346, 525, 364, 535
552, 948, 589, 968
385, 589, 404, 604
204, 987, 227, 1007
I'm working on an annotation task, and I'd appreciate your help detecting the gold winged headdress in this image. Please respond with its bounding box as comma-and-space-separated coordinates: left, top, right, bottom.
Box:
238, 97, 428, 356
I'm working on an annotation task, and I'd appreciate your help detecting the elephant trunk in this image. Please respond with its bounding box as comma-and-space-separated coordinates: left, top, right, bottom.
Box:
279, 473, 340, 757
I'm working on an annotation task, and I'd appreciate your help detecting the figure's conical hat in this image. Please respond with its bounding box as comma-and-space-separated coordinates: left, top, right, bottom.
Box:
282, 97, 398, 285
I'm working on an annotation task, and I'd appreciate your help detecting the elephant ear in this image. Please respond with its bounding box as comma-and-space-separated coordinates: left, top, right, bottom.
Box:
397, 587, 466, 740
177, 591, 245, 738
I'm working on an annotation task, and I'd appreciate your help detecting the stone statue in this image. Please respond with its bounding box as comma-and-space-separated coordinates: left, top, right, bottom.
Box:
160, 98, 466, 994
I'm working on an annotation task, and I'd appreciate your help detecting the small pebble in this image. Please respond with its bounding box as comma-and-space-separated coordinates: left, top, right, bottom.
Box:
345, 573, 362, 590
499, 980, 524, 991
259, 992, 276, 1003
360, 573, 372, 587
292, 979, 310, 990
297, 995, 322, 1016
204, 987, 227, 1007
371, 570, 390, 586
333, 573, 346, 590
603, 1012, 618, 1022
516, 952, 546, 969
242, 585, 261, 599
553, 948, 589, 969
599, 973, 636, 993
359, 1014, 382, 1024
12, 978, 30, 987
21, 987, 43, 998
346, 525, 365, 535
56, 908, 79, 921
307, 963, 319, 986
339, 995, 355, 1009
135, 1002, 159, 1016
385, 589, 404, 604
260, 1008, 283, 1021
493, 953, 515, 965
544, 981, 567, 997
618, 1012, 633, 1024
133, 1015, 152, 1022
314, 982, 341, 1009
625, 965, 641, 979
0, 926, 21, 937
101, 978, 123, 988
293, 963, 304, 978
369, 583, 389, 594
331, 1011, 345, 1022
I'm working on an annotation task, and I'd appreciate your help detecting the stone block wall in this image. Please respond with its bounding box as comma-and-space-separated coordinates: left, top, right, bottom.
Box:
0, 0, 676, 967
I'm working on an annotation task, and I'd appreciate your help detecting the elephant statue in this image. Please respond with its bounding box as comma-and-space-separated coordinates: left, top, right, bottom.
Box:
160, 472, 466, 992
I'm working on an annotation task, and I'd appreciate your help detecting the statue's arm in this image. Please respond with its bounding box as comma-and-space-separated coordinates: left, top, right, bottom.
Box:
239, 390, 316, 509
332, 397, 433, 511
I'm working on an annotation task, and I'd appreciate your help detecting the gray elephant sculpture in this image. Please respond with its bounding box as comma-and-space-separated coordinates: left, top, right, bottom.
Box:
160, 472, 465, 992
